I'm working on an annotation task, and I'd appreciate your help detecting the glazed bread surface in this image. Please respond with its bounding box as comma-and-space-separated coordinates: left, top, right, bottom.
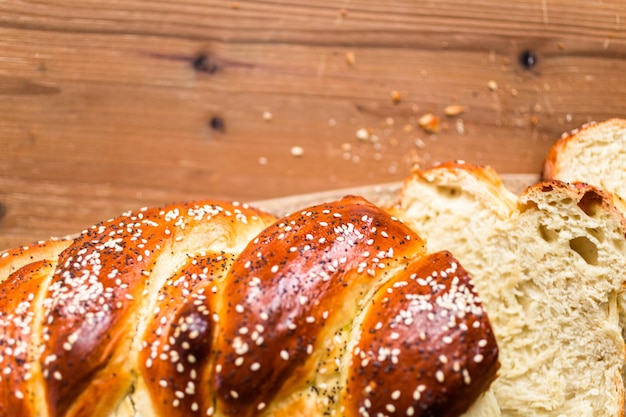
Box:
0, 196, 500, 417
389, 161, 626, 417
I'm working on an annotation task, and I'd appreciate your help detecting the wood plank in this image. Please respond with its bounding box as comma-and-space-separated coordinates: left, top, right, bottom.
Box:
1, 0, 625, 250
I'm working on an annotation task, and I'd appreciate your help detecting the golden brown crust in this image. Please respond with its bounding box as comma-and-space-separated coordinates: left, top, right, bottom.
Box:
213, 195, 427, 415
39, 201, 277, 417
428, 161, 507, 189
542, 118, 626, 181
520, 180, 626, 236
344, 250, 499, 417
0, 260, 56, 417
139, 252, 236, 416
0, 196, 500, 417
0, 239, 71, 284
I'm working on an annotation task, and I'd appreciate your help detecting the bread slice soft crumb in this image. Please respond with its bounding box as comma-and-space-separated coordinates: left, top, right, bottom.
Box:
389, 161, 626, 417
544, 118, 626, 202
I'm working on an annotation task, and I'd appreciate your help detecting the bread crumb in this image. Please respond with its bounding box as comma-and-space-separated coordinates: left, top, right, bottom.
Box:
290, 146, 304, 157
529, 116, 539, 126
262, 111, 273, 121
356, 128, 370, 141
487, 80, 498, 91
258, 156, 268, 165
444, 104, 467, 117
346, 51, 356, 66
390, 91, 402, 104
456, 119, 465, 135
418, 113, 440, 134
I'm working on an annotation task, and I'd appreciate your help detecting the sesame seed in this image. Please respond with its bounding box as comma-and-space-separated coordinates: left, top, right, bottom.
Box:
436, 370, 445, 383
463, 369, 472, 385
250, 362, 261, 371
290, 146, 304, 157
391, 390, 401, 400
280, 350, 290, 360
356, 128, 369, 141
474, 354, 484, 363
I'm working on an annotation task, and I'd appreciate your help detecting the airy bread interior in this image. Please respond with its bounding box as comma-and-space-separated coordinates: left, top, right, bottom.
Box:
390, 162, 626, 416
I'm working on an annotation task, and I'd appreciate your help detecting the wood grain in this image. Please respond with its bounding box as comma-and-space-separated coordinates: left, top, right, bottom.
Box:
1, 0, 626, 249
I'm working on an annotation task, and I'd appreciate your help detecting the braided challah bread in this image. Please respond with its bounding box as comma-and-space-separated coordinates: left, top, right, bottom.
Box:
0, 196, 500, 417
389, 161, 626, 416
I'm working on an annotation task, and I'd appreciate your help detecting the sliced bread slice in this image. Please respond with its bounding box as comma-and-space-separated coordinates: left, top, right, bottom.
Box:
389, 161, 626, 416
543, 118, 626, 204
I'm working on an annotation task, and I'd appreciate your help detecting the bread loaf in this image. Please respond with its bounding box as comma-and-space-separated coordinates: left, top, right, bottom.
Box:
389, 161, 626, 416
0, 196, 500, 417
543, 118, 626, 206
543, 117, 626, 411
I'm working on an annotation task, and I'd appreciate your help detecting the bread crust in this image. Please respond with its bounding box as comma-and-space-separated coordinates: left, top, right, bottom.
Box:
392, 160, 626, 417
0, 196, 499, 417
543, 118, 626, 181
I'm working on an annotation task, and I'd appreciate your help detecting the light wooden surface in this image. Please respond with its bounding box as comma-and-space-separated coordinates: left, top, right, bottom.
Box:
1, 0, 626, 250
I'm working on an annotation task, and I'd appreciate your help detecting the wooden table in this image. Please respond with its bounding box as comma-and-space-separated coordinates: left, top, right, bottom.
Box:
1, 0, 625, 250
